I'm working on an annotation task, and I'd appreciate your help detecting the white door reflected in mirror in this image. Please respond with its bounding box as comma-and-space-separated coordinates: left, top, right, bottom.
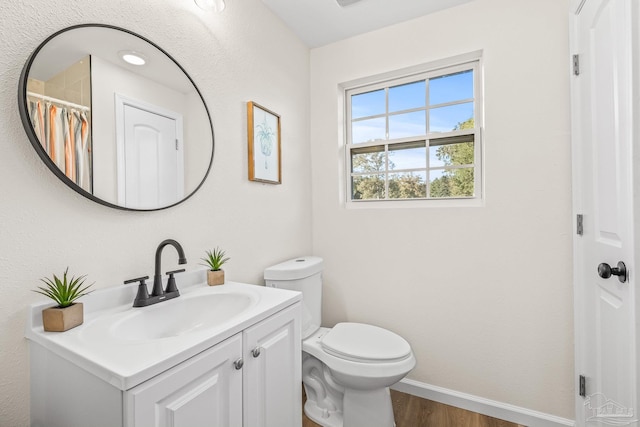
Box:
120, 105, 184, 209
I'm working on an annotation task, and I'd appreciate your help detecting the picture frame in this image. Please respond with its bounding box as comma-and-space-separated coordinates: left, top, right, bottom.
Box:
247, 101, 281, 184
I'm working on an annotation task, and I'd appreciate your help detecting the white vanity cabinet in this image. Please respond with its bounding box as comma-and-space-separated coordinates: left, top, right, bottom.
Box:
125, 303, 301, 427
125, 334, 244, 427
243, 303, 301, 427
27, 279, 302, 427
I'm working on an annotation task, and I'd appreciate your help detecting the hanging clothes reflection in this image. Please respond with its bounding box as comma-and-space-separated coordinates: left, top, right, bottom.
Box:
27, 94, 92, 193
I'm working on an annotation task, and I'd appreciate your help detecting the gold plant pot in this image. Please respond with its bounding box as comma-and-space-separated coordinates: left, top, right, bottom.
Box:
42, 302, 84, 332
207, 270, 225, 286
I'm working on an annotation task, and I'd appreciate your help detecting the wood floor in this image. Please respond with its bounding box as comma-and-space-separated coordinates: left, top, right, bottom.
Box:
302, 389, 526, 427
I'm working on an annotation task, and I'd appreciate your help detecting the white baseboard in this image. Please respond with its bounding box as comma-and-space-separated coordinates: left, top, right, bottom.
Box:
391, 378, 575, 427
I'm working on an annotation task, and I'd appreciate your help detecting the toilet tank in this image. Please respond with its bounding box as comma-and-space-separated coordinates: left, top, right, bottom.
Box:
264, 256, 323, 339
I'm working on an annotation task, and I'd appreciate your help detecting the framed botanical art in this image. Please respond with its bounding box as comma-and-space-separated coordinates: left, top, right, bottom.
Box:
247, 101, 281, 184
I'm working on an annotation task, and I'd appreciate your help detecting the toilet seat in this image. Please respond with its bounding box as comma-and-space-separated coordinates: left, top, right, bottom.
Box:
303, 327, 415, 382
321, 323, 412, 363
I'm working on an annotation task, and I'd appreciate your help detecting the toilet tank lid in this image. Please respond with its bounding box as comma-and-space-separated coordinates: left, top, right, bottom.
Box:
264, 256, 323, 280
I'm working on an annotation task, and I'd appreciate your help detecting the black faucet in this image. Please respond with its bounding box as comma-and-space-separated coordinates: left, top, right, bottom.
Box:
153, 239, 187, 297
125, 239, 187, 307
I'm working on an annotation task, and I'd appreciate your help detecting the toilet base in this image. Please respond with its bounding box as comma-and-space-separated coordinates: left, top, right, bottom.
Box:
304, 396, 344, 427
304, 387, 396, 427
343, 387, 395, 427
302, 352, 345, 427
302, 362, 396, 427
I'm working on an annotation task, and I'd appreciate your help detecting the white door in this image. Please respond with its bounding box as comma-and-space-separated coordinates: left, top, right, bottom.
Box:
115, 94, 185, 210
572, 0, 638, 425
126, 334, 243, 427
243, 303, 302, 427
123, 105, 181, 209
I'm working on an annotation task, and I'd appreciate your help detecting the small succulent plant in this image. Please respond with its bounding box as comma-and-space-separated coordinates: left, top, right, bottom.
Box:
201, 248, 230, 271
33, 268, 93, 308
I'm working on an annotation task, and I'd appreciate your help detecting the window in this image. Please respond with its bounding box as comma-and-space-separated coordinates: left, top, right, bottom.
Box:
345, 56, 482, 205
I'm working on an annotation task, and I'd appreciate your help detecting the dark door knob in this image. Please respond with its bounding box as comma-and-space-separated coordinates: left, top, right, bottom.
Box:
597, 261, 627, 283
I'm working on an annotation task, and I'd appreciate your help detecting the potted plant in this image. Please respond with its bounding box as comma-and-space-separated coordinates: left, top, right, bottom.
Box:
33, 268, 93, 332
202, 248, 230, 286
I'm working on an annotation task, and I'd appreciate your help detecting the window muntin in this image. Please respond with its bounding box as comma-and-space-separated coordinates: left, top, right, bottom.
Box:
346, 60, 481, 203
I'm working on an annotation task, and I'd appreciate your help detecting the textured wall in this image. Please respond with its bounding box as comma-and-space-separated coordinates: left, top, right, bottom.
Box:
310, 0, 574, 419
0, 1, 311, 425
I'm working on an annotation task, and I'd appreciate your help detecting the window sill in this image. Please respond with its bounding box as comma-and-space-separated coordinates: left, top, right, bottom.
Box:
345, 198, 484, 209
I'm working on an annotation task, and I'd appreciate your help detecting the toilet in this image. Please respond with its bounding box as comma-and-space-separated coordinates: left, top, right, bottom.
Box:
264, 256, 416, 427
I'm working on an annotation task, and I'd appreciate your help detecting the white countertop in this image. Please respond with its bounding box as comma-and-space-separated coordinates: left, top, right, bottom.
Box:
25, 269, 301, 390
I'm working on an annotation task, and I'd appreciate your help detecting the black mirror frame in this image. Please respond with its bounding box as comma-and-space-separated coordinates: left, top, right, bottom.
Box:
18, 23, 215, 211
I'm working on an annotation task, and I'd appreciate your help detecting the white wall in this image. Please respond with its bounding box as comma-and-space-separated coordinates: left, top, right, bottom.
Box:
310, 0, 574, 419
0, 0, 310, 425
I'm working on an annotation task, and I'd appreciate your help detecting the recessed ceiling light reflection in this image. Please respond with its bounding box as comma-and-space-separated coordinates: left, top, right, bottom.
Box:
119, 51, 147, 66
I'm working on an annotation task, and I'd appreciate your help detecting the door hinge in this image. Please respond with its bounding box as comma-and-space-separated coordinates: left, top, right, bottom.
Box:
175, 139, 179, 150
573, 54, 580, 76
579, 375, 586, 397
577, 214, 584, 236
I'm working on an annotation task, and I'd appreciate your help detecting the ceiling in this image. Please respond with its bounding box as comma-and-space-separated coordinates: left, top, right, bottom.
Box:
261, 0, 475, 48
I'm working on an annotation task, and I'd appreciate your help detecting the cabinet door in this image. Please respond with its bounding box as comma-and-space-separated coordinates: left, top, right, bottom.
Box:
125, 334, 243, 427
243, 302, 302, 427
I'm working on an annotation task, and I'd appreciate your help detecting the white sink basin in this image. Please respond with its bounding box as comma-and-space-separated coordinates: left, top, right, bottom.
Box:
26, 274, 301, 390
110, 292, 258, 341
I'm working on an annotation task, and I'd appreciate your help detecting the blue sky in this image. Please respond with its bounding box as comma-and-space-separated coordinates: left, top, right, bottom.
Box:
351, 69, 474, 142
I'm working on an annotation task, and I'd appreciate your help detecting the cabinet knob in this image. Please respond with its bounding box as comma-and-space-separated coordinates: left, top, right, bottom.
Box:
252, 347, 262, 358
233, 358, 244, 370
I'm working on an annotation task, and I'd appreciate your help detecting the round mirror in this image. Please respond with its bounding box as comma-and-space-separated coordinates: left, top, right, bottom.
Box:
18, 24, 214, 211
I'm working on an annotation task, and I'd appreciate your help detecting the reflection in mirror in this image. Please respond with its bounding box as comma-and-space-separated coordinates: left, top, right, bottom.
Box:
19, 24, 214, 211
27, 56, 93, 192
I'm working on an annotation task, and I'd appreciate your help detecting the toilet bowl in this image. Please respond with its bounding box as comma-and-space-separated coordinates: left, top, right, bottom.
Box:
302, 325, 416, 427
264, 257, 416, 427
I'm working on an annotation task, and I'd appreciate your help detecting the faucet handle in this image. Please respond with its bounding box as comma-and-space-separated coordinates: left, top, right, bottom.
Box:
164, 269, 185, 294
124, 276, 150, 285
125, 276, 151, 307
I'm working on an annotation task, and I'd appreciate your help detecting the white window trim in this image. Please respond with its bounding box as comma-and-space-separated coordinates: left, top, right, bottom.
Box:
339, 51, 484, 209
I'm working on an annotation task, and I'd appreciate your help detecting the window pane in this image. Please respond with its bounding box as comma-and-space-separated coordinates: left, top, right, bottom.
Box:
429, 168, 474, 198
429, 102, 474, 133
429, 70, 473, 105
351, 146, 385, 173
389, 142, 426, 170
429, 141, 474, 168
389, 111, 426, 140
389, 81, 425, 112
352, 174, 385, 200
352, 89, 385, 119
388, 172, 426, 199
352, 117, 386, 144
